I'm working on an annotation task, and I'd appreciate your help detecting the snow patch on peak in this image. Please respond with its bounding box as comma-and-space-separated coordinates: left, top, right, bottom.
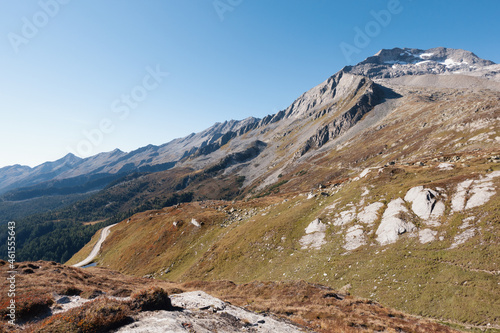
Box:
419, 52, 434, 59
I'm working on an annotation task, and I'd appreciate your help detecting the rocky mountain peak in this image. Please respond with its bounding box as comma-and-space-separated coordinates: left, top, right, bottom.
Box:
344, 47, 495, 79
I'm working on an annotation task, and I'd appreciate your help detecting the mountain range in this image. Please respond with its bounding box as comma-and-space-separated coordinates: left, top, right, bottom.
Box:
2, 47, 498, 197
1, 47, 499, 332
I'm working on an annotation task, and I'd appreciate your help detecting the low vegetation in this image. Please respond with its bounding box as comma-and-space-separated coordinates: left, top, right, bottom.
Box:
70, 152, 500, 331
0, 261, 458, 332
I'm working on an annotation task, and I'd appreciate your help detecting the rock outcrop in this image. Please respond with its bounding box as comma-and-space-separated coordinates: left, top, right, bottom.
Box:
116, 291, 305, 333
376, 198, 415, 245
300, 218, 327, 249
404, 186, 445, 224
451, 171, 500, 212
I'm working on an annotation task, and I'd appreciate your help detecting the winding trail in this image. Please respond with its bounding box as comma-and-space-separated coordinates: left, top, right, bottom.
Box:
72, 223, 117, 268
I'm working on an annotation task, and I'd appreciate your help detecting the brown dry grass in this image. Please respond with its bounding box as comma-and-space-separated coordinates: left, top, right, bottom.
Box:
183, 280, 459, 333
0, 260, 459, 333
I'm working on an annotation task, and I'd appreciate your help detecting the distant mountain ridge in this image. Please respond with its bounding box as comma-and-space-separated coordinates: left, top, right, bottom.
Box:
0, 118, 263, 196
1, 47, 497, 199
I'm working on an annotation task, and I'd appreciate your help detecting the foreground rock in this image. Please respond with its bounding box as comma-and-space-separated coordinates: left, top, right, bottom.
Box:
116, 291, 307, 333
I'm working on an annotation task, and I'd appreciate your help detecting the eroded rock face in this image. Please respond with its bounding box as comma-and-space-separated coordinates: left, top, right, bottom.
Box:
117, 291, 305, 333
343, 225, 366, 251
404, 186, 444, 224
358, 202, 384, 226
451, 179, 474, 212
300, 219, 327, 250
451, 171, 500, 212
465, 172, 499, 209
376, 198, 415, 245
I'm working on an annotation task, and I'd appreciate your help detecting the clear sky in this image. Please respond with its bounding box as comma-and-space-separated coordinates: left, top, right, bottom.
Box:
0, 0, 499, 168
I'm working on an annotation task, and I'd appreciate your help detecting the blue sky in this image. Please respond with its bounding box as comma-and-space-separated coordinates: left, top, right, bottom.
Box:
0, 0, 499, 167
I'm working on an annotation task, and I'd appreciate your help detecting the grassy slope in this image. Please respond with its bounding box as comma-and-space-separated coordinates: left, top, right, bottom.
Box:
68, 86, 500, 330
71, 157, 500, 331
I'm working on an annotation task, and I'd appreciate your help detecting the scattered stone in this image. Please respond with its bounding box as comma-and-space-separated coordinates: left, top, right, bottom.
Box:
323, 293, 344, 300
437, 162, 454, 170
359, 168, 372, 178
191, 219, 201, 227
466, 178, 496, 210
305, 218, 327, 234
339, 284, 352, 295
325, 200, 340, 211
333, 207, 356, 226
451, 228, 476, 249
459, 217, 475, 229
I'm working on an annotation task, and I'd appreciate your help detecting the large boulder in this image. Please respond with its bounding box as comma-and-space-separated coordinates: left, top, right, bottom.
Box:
376, 198, 415, 245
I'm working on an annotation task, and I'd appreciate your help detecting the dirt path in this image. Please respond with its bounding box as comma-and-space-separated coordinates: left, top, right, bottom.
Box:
72, 224, 117, 267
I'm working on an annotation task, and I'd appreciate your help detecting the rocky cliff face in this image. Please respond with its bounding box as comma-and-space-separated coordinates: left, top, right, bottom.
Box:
294, 76, 385, 157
